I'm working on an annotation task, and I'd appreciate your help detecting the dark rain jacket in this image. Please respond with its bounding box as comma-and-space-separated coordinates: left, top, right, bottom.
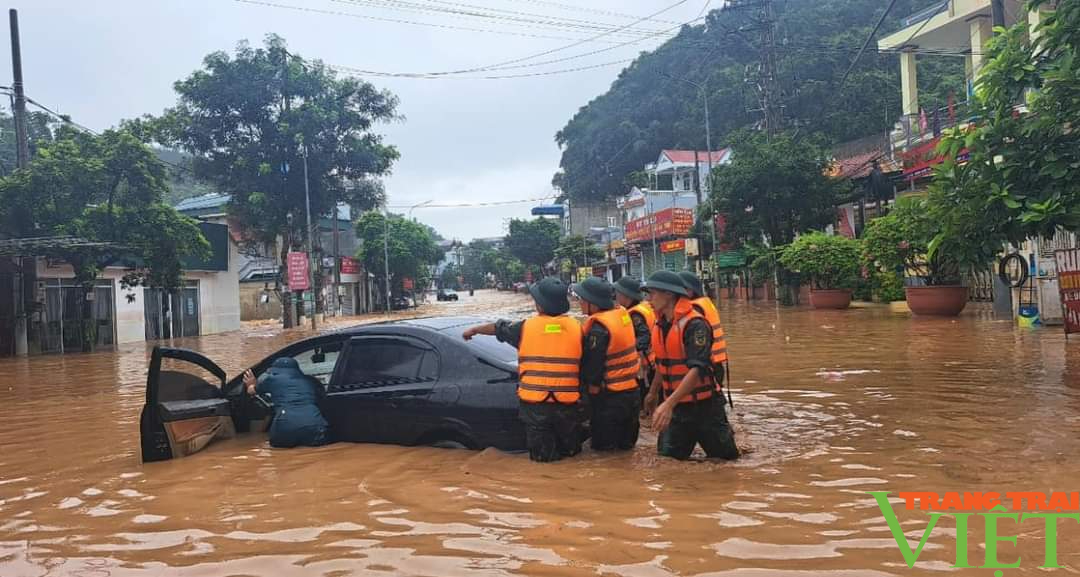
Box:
256, 357, 330, 448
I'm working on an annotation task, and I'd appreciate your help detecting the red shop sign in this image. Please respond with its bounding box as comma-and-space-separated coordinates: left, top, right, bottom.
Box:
287, 251, 309, 291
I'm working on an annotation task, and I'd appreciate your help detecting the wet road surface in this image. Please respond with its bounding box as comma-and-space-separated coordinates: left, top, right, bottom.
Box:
3, 290, 1080, 576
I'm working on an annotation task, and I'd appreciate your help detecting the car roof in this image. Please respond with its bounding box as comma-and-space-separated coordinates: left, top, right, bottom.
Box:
337, 316, 487, 335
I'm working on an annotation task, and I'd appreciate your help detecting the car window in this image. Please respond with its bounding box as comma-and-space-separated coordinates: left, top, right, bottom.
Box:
290, 340, 345, 385
463, 334, 518, 366
341, 338, 438, 386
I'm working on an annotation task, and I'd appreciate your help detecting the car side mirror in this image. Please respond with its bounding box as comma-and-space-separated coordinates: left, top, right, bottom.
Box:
312, 350, 326, 364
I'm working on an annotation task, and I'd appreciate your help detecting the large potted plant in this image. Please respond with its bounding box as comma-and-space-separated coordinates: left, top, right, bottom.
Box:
778, 231, 861, 309
884, 195, 995, 316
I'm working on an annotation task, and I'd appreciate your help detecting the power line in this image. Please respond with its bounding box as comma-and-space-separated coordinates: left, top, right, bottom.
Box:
838, 0, 901, 89
233, 0, 639, 44
500, 0, 684, 26
355, 0, 699, 78
387, 195, 556, 208
329, 57, 633, 79
330, 0, 672, 38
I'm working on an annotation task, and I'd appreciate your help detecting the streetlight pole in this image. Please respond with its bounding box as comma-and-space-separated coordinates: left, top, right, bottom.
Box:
661, 71, 721, 303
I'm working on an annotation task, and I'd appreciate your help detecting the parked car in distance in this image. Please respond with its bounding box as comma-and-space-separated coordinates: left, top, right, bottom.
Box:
139, 316, 526, 462
391, 295, 415, 310
437, 288, 459, 301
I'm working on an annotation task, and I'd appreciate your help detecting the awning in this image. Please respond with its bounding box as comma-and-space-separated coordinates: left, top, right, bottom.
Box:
0, 236, 123, 257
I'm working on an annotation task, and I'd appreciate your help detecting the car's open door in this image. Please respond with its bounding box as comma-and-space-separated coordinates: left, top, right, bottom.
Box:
140, 346, 235, 462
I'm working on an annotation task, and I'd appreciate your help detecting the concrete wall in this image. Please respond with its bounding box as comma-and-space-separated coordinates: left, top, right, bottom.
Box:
240, 281, 282, 321
34, 237, 242, 344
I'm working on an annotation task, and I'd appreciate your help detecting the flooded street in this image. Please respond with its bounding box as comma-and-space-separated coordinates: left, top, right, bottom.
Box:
3, 290, 1080, 576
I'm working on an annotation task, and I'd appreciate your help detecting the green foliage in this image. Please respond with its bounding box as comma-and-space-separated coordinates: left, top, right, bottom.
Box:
0, 109, 56, 176
355, 211, 441, 294
554, 234, 605, 270
861, 207, 909, 301
779, 232, 862, 290
133, 34, 400, 260
712, 131, 848, 247
0, 126, 209, 350
554, 0, 964, 203
506, 218, 561, 269
745, 244, 777, 288
927, 1, 1080, 249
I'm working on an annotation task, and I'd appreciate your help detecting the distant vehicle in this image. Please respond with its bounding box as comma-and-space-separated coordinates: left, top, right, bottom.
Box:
391, 296, 415, 310
139, 316, 526, 462
513, 282, 527, 293
437, 288, 459, 301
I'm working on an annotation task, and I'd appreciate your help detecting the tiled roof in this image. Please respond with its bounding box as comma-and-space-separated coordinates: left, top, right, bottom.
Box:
661, 149, 731, 165
174, 193, 231, 212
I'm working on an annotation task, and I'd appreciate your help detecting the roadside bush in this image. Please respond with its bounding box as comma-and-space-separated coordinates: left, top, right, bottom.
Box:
778, 231, 862, 290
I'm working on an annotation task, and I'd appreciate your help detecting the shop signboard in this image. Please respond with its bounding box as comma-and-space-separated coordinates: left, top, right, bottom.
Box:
340, 256, 360, 275
661, 239, 686, 253
1055, 249, 1080, 336
624, 208, 694, 243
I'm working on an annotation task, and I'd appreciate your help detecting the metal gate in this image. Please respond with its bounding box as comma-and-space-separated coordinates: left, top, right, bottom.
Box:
1055, 249, 1080, 336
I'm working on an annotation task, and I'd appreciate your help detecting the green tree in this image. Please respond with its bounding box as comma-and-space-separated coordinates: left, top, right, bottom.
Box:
554, 0, 963, 203
505, 218, 560, 273
554, 234, 605, 271
0, 108, 55, 176
0, 126, 209, 351
355, 211, 442, 299
930, 1, 1080, 249
710, 131, 846, 248
135, 34, 400, 326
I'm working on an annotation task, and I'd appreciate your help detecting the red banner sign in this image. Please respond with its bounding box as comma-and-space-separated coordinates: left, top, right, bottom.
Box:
624, 208, 694, 243
340, 256, 360, 275
661, 239, 686, 253
287, 251, 309, 291
403, 277, 414, 291
714, 214, 733, 251
1055, 249, 1080, 335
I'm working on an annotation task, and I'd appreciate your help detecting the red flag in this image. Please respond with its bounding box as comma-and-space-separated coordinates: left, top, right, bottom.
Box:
918, 108, 928, 134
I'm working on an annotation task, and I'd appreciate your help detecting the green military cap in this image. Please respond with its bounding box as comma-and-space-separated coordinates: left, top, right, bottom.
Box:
644, 270, 689, 297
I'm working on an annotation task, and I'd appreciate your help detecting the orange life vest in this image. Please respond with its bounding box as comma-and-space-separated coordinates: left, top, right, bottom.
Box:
517, 315, 583, 404
652, 298, 716, 404
692, 297, 729, 366
582, 307, 641, 395
629, 301, 657, 366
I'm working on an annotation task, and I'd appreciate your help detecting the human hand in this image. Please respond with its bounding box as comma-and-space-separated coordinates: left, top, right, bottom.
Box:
243, 369, 257, 395
462, 327, 479, 341
642, 391, 658, 418
651, 400, 674, 433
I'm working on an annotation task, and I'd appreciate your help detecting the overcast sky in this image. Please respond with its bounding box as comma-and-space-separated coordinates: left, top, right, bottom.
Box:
1, 0, 710, 241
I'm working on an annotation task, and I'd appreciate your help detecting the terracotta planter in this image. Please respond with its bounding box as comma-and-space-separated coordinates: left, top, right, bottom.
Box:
809, 289, 852, 310
905, 285, 968, 316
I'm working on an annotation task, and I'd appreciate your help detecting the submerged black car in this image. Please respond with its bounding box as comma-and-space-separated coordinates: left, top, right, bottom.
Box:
140, 316, 524, 462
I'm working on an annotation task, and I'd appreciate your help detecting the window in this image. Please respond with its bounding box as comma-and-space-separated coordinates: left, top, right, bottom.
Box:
292, 340, 345, 385
341, 338, 438, 386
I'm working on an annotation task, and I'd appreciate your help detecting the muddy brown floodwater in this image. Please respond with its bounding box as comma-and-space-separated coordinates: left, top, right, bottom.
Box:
3, 290, 1080, 576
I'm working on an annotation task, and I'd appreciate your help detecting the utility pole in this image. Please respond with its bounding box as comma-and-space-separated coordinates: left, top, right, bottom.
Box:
383, 206, 391, 316
990, 0, 1006, 29
332, 191, 340, 318
302, 146, 316, 330
9, 9, 29, 356
727, 0, 782, 139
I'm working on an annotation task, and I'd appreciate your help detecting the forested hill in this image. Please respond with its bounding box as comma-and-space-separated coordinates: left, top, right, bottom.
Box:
554, 0, 965, 204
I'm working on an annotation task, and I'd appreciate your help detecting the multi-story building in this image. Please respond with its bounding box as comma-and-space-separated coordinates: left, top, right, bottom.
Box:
615, 149, 732, 279
878, 0, 1073, 320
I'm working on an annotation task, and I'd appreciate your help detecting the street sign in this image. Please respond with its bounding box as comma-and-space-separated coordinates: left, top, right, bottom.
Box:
287, 251, 309, 291
403, 277, 415, 291
661, 239, 686, 253
1055, 249, 1080, 336
340, 256, 360, 275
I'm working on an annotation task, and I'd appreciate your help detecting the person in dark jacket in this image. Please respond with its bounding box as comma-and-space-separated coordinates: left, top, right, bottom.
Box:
243, 357, 330, 448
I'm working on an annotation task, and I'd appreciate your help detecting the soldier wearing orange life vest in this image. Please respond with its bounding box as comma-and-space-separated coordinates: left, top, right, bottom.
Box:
613, 275, 655, 402
463, 277, 584, 462
572, 276, 641, 451
643, 270, 739, 461
678, 271, 732, 406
